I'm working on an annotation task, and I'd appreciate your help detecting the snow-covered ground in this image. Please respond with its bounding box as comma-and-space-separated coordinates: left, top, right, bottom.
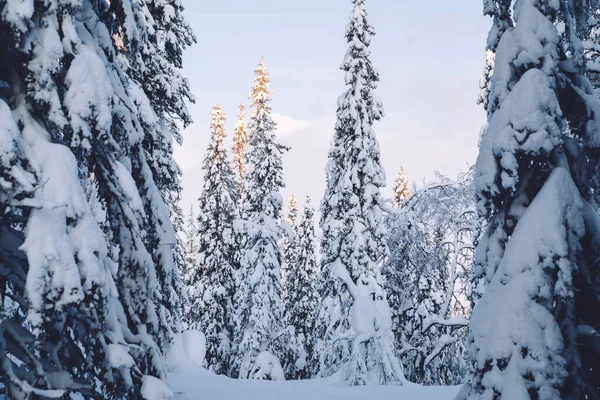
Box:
168, 331, 460, 400
169, 360, 460, 400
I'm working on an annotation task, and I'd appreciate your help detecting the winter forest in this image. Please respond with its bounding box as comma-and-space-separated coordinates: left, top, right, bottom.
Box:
2, 0, 600, 399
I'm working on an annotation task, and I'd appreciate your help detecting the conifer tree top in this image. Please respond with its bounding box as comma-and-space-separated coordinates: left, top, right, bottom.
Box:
232, 103, 249, 183
204, 104, 227, 170
321, 0, 386, 274
249, 59, 273, 110
336, 0, 383, 132
210, 104, 226, 134
346, 0, 375, 46
393, 166, 411, 208
235, 103, 247, 132
288, 194, 298, 226
241, 59, 287, 218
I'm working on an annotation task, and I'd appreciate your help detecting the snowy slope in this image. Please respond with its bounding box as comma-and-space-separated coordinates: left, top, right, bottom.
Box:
168, 360, 460, 400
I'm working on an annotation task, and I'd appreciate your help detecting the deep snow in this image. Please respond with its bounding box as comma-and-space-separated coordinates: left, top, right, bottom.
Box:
169, 360, 460, 400
167, 331, 460, 400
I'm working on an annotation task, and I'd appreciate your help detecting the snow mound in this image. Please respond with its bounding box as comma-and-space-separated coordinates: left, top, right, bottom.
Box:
168, 360, 460, 400
183, 330, 206, 365
249, 351, 285, 381
166, 333, 188, 372
106, 344, 134, 369
141, 375, 174, 400
166, 330, 206, 372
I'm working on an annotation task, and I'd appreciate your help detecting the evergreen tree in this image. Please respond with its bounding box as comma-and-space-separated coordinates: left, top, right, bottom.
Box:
283, 198, 320, 379
476, 50, 496, 112
67, 0, 173, 391
279, 193, 301, 380
584, 7, 600, 205
171, 198, 188, 331
187, 105, 237, 375
287, 194, 299, 226
586, 9, 600, 89
120, 0, 196, 353
392, 166, 411, 208
181, 205, 198, 330
477, 0, 512, 115
313, 0, 405, 386
184, 205, 199, 274
460, 1, 600, 398
232, 103, 249, 194
230, 60, 289, 380
138, 0, 196, 140
0, 0, 180, 396
282, 194, 299, 290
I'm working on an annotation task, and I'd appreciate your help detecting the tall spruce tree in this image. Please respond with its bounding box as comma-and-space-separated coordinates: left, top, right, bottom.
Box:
476, 50, 496, 112
282, 194, 299, 291
187, 105, 237, 375
287, 194, 299, 226
280, 193, 300, 378
232, 103, 249, 195
460, 1, 600, 398
64, 0, 174, 391
184, 205, 199, 273
313, 0, 405, 386
477, 0, 512, 115
230, 60, 289, 380
283, 198, 320, 379
585, 6, 600, 205
0, 0, 184, 397
171, 197, 188, 332
120, 0, 196, 353
181, 205, 198, 330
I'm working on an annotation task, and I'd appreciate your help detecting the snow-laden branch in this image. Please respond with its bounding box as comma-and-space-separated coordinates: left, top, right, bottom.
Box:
397, 344, 426, 356
383, 180, 465, 215
424, 334, 459, 368
577, 324, 600, 338
423, 315, 469, 332
383, 168, 475, 384
576, 325, 600, 356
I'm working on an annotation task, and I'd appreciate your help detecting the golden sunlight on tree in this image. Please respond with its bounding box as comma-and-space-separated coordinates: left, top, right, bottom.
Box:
232, 103, 248, 185
393, 166, 411, 208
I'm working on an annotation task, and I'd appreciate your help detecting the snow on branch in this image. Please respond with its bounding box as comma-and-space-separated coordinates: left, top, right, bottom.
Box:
423, 315, 469, 332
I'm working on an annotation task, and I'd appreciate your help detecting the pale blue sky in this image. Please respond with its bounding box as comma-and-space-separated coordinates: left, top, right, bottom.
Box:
176, 1, 491, 213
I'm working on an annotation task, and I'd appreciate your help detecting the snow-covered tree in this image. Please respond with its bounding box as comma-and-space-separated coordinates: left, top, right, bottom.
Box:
392, 166, 411, 209
282, 194, 299, 290
383, 171, 475, 385
68, 1, 175, 391
183, 205, 199, 274
0, 0, 181, 397
230, 60, 290, 380
283, 198, 320, 379
180, 204, 197, 330
584, 8, 600, 203
232, 103, 249, 194
138, 0, 196, 140
476, 0, 512, 115
287, 194, 299, 226
186, 105, 237, 375
460, 1, 600, 398
476, 50, 496, 112
171, 198, 188, 331
586, 10, 600, 89
119, 0, 196, 353
313, 0, 405, 386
